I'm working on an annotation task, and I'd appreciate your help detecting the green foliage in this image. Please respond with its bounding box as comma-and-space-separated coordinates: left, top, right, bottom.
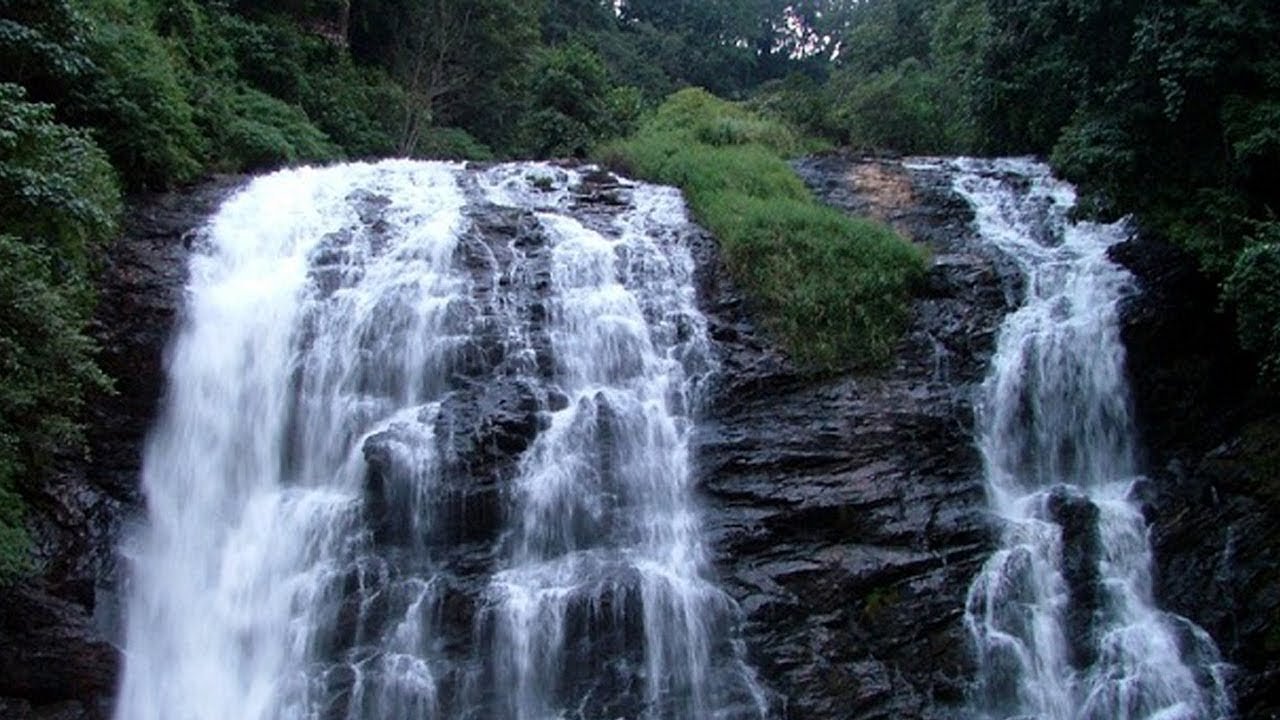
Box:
297, 61, 405, 159
412, 127, 494, 161
600, 89, 925, 369
3, 0, 409, 186
1224, 231, 1280, 386
745, 0, 986, 155
72, 0, 206, 188
0, 0, 96, 100
747, 74, 831, 143
517, 42, 614, 157
201, 84, 338, 171
834, 0, 933, 77
349, 0, 544, 154
827, 58, 955, 154
642, 86, 823, 157
925, 0, 987, 150
0, 84, 117, 580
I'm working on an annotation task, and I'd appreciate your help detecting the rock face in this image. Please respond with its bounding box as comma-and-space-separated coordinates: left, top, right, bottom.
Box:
691, 154, 1014, 718
0, 176, 246, 719
1112, 234, 1280, 718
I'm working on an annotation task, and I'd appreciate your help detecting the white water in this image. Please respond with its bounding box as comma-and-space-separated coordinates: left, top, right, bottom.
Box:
945, 158, 1233, 720
115, 161, 765, 720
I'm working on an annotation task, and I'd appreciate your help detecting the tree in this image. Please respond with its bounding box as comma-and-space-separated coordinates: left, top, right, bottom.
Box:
348, 0, 541, 154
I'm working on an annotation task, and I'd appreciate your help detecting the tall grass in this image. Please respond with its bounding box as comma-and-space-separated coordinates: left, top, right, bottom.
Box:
598, 88, 925, 369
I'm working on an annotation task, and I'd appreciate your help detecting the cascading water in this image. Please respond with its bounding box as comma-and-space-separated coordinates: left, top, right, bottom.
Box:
945, 157, 1234, 720
114, 160, 766, 720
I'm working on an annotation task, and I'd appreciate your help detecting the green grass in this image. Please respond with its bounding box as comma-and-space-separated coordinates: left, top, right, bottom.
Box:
597, 88, 925, 369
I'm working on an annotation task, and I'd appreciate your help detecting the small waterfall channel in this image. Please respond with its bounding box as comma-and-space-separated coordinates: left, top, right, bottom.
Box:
114, 161, 766, 720
942, 157, 1234, 720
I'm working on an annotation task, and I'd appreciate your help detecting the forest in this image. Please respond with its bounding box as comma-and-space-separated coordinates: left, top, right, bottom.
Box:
2, 0, 1279, 578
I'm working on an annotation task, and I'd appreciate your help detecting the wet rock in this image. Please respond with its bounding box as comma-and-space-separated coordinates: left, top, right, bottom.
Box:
694, 153, 1011, 718
0, 586, 119, 720
1044, 486, 1102, 669
438, 379, 543, 471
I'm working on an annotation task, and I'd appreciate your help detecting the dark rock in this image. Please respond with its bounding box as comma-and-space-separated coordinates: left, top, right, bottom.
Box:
0, 586, 119, 720
1110, 234, 1256, 465
1043, 486, 1101, 670
695, 154, 1011, 719
1113, 232, 1280, 717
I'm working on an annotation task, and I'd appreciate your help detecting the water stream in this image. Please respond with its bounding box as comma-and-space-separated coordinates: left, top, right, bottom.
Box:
114, 161, 766, 720
947, 157, 1233, 720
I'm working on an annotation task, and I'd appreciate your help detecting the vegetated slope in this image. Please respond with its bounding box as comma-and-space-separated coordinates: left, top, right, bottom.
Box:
600, 89, 926, 369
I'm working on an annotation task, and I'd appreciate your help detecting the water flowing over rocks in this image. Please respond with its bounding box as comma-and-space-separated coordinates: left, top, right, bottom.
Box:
1, 153, 1274, 719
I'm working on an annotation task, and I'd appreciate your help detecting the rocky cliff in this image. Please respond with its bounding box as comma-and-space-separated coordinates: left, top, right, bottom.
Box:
1, 156, 1274, 719
695, 154, 1015, 718
1112, 235, 1280, 719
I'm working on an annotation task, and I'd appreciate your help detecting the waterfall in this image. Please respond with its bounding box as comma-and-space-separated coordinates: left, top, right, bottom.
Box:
114, 160, 766, 720
946, 157, 1234, 720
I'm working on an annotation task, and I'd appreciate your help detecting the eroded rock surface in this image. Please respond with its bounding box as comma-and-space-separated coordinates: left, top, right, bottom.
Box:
690, 154, 1013, 718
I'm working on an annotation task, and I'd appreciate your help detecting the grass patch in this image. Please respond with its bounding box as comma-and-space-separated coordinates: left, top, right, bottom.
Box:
597, 88, 925, 369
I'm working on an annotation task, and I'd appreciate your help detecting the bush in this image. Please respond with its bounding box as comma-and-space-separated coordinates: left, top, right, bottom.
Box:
197, 82, 338, 171
298, 61, 405, 158
516, 42, 643, 158
74, 0, 205, 188
640, 87, 821, 157
411, 127, 495, 161
747, 73, 833, 141
599, 88, 924, 368
826, 58, 955, 154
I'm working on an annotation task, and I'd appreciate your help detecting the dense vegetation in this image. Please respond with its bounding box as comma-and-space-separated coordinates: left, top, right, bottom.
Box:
746, 0, 1280, 388
3, 0, 1279, 576
600, 89, 925, 367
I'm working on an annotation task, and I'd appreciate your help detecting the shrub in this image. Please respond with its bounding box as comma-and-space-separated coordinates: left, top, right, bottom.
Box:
516, 42, 638, 158
599, 88, 925, 369
74, 0, 205, 188
826, 58, 954, 154
411, 127, 495, 161
198, 82, 338, 171
298, 61, 404, 159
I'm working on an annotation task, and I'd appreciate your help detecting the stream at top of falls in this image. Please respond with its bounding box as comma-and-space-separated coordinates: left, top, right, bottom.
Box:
924, 157, 1235, 720
114, 160, 768, 720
